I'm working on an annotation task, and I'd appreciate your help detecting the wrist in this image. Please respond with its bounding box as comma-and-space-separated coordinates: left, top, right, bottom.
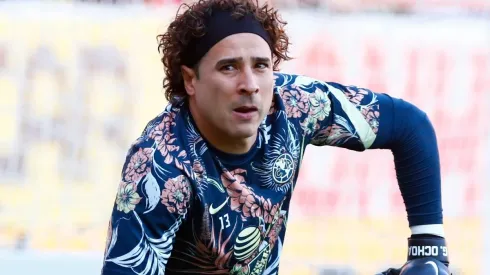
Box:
410, 224, 445, 237
407, 235, 449, 266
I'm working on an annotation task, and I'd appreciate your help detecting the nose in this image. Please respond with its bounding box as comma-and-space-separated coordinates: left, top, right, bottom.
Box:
238, 67, 259, 95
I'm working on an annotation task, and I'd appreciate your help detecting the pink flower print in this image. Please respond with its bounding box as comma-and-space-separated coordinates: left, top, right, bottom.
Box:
343, 86, 369, 105
250, 196, 274, 221
221, 169, 248, 212
361, 106, 380, 134
173, 149, 192, 177
267, 216, 284, 247
192, 160, 205, 181
157, 133, 179, 164
326, 124, 354, 144
243, 194, 264, 220
280, 88, 309, 118
116, 182, 142, 213
160, 175, 191, 215
149, 113, 176, 143
124, 148, 153, 184
220, 169, 282, 225
263, 201, 279, 224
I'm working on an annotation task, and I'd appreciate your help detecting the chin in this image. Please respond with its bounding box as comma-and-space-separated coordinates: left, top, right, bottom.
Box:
228, 125, 259, 139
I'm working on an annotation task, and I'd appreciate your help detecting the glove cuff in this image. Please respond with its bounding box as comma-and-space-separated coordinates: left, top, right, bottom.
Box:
407, 236, 449, 266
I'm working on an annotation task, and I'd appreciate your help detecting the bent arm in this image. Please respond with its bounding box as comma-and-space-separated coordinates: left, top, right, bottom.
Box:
370, 93, 443, 233
274, 73, 444, 236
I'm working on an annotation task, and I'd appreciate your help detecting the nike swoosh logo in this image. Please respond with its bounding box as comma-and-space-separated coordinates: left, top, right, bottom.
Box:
209, 197, 229, 215
425, 260, 439, 275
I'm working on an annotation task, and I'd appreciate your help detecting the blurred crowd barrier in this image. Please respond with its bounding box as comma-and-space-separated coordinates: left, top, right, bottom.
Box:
0, 2, 489, 275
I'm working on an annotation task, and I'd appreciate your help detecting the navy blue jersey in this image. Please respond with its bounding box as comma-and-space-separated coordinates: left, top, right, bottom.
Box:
101, 72, 442, 274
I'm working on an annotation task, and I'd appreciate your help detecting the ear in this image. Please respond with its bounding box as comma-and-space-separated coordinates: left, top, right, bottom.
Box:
181, 65, 197, 96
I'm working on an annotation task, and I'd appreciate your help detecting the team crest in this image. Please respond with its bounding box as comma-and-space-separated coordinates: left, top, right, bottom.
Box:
272, 153, 294, 185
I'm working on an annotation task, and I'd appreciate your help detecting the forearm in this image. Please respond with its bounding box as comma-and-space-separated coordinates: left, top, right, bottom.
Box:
372, 95, 444, 235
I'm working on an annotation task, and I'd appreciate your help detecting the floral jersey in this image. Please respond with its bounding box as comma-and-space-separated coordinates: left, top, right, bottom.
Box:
101, 73, 386, 275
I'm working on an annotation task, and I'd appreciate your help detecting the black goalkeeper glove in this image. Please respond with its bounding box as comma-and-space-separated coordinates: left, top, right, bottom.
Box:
377, 234, 451, 275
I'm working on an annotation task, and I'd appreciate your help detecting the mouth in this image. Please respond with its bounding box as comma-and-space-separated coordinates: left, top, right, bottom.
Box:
233, 106, 258, 114
232, 106, 258, 120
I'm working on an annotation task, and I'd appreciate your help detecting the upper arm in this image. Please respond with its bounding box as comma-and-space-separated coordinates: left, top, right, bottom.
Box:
101, 138, 192, 275
274, 73, 393, 151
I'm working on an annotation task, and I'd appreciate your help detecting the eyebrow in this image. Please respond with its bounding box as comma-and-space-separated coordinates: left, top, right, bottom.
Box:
252, 56, 271, 64
215, 57, 243, 67
215, 56, 271, 67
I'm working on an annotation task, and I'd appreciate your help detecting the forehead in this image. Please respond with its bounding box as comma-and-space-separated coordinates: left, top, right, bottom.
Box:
202, 33, 272, 62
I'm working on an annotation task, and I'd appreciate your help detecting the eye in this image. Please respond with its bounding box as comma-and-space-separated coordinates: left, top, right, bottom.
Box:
220, 64, 236, 71
256, 63, 270, 69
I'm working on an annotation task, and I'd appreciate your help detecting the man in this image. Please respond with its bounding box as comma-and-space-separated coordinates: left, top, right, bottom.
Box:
101, 0, 451, 274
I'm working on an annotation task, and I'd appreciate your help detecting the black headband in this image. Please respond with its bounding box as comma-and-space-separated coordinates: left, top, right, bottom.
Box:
182, 9, 273, 67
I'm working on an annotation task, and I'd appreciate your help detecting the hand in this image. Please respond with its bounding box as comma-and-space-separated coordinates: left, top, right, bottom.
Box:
377, 235, 451, 275
377, 258, 451, 275
376, 267, 401, 275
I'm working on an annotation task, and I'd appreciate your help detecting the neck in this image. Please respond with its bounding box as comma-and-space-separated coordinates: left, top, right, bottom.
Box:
188, 102, 256, 155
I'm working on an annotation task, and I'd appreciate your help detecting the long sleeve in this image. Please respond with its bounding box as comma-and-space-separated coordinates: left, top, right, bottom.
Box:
101, 136, 192, 274
274, 73, 443, 230
369, 94, 443, 228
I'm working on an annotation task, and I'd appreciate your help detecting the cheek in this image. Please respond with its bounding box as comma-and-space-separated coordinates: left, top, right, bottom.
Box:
262, 81, 274, 103
260, 75, 274, 95
195, 82, 228, 115
201, 79, 233, 102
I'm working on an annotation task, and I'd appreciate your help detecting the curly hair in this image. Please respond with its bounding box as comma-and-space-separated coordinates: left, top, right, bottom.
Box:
157, 0, 292, 104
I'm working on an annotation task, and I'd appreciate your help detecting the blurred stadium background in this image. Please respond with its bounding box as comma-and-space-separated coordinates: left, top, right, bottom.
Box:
0, 0, 489, 274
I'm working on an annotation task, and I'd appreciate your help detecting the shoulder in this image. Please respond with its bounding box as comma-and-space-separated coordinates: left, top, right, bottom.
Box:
273, 72, 325, 92
138, 103, 182, 143
270, 72, 335, 120
124, 102, 194, 184
272, 72, 379, 108
273, 72, 362, 95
